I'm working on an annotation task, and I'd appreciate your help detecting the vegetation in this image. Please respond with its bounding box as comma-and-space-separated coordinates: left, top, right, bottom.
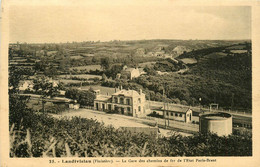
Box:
65, 88, 96, 106
153, 58, 185, 72
9, 109, 252, 157
8, 41, 253, 157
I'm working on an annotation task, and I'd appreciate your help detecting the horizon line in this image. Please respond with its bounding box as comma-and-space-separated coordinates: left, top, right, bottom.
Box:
9, 38, 252, 45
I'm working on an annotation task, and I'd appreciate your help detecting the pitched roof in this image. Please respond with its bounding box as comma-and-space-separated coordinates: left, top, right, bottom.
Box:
112, 89, 143, 97
95, 95, 111, 101
160, 105, 191, 113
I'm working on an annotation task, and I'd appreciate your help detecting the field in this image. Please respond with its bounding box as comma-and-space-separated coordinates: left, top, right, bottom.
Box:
57, 74, 102, 80
138, 61, 156, 68
180, 58, 197, 64
230, 50, 248, 54
69, 65, 102, 71
59, 79, 82, 84
204, 52, 227, 59
226, 45, 246, 50
73, 85, 116, 95
70, 55, 84, 59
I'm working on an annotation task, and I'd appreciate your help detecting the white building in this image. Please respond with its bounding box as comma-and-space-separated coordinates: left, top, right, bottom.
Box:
94, 88, 146, 117
152, 105, 193, 123
120, 66, 146, 80
18, 80, 34, 91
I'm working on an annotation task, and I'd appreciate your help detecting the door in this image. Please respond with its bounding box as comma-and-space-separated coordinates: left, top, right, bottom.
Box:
108, 104, 112, 111
96, 103, 99, 110
102, 103, 105, 111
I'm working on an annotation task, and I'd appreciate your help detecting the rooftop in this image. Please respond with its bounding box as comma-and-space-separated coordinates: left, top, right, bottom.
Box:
95, 95, 111, 101
113, 89, 143, 97
160, 105, 191, 113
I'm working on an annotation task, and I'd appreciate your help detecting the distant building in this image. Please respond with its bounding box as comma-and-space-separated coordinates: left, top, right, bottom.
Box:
18, 80, 34, 91
94, 88, 146, 117
120, 66, 146, 80
152, 105, 193, 123
121, 67, 140, 80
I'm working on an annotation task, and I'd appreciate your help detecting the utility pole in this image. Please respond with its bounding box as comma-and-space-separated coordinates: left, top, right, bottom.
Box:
231, 93, 234, 111
163, 85, 166, 128
199, 97, 202, 113
167, 102, 169, 127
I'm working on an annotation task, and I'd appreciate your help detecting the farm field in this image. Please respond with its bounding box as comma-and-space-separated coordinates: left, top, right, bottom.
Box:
59, 79, 82, 84
230, 50, 248, 53
180, 58, 197, 64
204, 52, 227, 59
138, 61, 156, 68
57, 74, 102, 79
73, 85, 117, 95
69, 65, 102, 71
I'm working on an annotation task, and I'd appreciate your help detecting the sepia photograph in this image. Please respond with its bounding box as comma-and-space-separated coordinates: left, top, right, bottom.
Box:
1, 0, 259, 166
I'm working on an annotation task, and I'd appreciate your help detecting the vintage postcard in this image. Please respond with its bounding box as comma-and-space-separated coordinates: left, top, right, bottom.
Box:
0, 0, 260, 167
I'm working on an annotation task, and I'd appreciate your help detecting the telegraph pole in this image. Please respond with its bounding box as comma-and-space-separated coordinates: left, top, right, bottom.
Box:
199, 98, 202, 113
163, 86, 166, 128
231, 93, 234, 111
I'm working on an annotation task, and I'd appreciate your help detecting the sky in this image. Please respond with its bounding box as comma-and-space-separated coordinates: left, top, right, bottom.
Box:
7, 1, 251, 43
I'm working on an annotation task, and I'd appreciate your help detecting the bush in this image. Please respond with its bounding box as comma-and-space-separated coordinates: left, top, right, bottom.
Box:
9, 110, 252, 157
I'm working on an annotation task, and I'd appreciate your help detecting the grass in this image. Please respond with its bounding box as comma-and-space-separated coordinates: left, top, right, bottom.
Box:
138, 61, 156, 68
73, 85, 116, 95
70, 55, 84, 59
226, 45, 246, 50
69, 65, 102, 71
180, 58, 197, 64
57, 74, 102, 79
59, 79, 82, 84
204, 52, 227, 59
230, 50, 248, 54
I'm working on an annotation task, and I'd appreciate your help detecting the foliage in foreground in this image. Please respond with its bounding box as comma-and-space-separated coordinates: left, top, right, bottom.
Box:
10, 110, 252, 157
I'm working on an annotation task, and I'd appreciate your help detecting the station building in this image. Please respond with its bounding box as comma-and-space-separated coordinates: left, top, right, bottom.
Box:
151, 105, 193, 123
94, 88, 147, 117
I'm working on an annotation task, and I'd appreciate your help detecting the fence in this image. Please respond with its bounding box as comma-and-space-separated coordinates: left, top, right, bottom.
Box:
147, 101, 251, 116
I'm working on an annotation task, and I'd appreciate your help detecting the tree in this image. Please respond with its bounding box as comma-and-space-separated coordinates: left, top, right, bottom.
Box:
65, 88, 96, 106
33, 76, 61, 113
100, 57, 110, 70
9, 66, 30, 127
102, 73, 108, 81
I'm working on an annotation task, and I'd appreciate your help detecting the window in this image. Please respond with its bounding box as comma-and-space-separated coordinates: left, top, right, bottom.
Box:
108, 104, 112, 111
166, 112, 169, 116
120, 98, 124, 104
114, 97, 118, 103
171, 112, 173, 116
126, 99, 130, 105
138, 106, 141, 112
175, 113, 178, 116
127, 107, 131, 112
179, 114, 182, 117
138, 98, 141, 103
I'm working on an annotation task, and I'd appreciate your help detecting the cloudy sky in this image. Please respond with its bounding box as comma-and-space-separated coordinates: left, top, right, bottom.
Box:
8, 1, 251, 43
